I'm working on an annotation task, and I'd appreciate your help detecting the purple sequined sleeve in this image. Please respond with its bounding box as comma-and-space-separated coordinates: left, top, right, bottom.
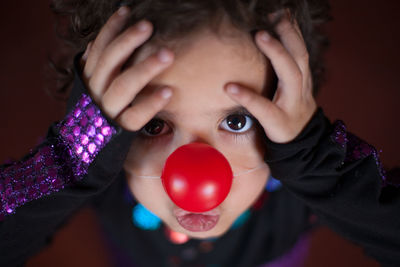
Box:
0, 94, 116, 221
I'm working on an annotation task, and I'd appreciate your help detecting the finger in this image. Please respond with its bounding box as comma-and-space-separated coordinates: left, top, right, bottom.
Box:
89, 20, 153, 101
224, 83, 284, 133
84, 6, 131, 78
117, 86, 173, 131
82, 41, 93, 62
255, 30, 302, 101
274, 13, 310, 75
101, 48, 174, 118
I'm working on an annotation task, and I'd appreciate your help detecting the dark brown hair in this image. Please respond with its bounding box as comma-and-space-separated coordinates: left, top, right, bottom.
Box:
49, 0, 331, 99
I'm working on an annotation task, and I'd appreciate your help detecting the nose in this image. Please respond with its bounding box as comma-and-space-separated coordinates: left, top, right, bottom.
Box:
161, 142, 233, 213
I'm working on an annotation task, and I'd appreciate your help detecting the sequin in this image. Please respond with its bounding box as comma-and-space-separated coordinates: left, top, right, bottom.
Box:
87, 106, 95, 117
44, 157, 54, 166
95, 134, 104, 145
49, 168, 58, 178
14, 180, 23, 191
88, 143, 97, 154
37, 175, 46, 183
81, 134, 89, 145
79, 95, 90, 108
66, 117, 74, 126
74, 108, 82, 118
82, 152, 90, 163
39, 184, 49, 194
25, 177, 34, 187
0, 94, 117, 221
60, 126, 68, 137
66, 134, 74, 143
94, 117, 103, 128
75, 145, 83, 154
51, 178, 62, 189
16, 192, 25, 203
73, 126, 80, 136
6, 204, 14, 214
80, 116, 88, 127
101, 126, 111, 136
87, 125, 96, 137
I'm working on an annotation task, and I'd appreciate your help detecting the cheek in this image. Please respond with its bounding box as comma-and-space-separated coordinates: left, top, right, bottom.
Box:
222, 166, 270, 215
216, 128, 266, 174
124, 137, 174, 176
125, 174, 173, 220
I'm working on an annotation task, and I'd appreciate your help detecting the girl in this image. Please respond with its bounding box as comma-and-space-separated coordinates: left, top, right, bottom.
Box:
1, 0, 399, 266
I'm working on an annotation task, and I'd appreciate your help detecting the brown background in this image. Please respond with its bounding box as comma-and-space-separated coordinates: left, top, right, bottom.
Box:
0, 1, 399, 266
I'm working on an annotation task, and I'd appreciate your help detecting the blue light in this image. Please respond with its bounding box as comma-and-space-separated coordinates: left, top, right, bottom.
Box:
265, 176, 282, 192
132, 203, 162, 230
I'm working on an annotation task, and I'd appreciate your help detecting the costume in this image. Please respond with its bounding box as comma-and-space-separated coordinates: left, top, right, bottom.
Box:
0, 53, 399, 267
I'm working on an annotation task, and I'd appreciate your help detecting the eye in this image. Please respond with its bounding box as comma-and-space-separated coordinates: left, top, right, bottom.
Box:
220, 114, 253, 133
140, 118, 170, 136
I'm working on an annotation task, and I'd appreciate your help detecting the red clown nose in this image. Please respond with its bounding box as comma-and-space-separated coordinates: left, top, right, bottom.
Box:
161, 143, 233, 213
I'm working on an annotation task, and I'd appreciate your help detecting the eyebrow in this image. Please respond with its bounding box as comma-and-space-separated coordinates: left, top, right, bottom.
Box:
218, 106, 253, 118
154, 105, 253, 121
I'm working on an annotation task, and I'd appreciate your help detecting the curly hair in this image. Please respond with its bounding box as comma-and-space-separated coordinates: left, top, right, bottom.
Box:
48, 0, 331, 100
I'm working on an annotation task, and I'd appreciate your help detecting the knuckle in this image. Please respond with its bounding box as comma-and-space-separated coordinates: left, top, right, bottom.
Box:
90, 40, 101, 55
277, 20, 292, 34
124, 110, 146, 131
292, 69, 303, 84
94, 54, 108, 72
109, 77, 129, 100
99, 90, 114, 109
112, 77, 128, 93
298, 50, 309, 62
106, 14, 123, 31
123, 26, 143, 43
242, 91, 256, 106
138, 56, 161, 76
273, 44, 287, 57
118, 114, 137, 131
99, 96, 111, 115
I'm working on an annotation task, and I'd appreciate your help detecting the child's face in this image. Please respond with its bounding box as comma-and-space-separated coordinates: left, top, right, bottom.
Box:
123, 25, 272, 239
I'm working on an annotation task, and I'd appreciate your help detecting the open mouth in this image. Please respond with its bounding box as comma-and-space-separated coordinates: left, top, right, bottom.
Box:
174, 207, 220, 232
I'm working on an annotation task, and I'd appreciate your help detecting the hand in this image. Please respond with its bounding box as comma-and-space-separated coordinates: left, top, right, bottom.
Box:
80, 6, 174, 131
224, 12, 317, 144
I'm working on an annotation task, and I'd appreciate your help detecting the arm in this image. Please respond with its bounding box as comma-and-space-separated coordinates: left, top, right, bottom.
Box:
265, 108, 400, 266
0, 53, 135, 266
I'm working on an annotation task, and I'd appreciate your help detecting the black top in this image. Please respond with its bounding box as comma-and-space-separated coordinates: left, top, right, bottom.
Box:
0, 53, 399, 267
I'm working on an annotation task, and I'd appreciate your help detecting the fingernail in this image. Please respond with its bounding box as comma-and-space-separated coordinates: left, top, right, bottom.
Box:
227, 84, 240, 95
137, 20, 150, 32
82, 49, 89, 61
259, 31, 270, 42
160, 88, 172, 99
118, 6, 129, 16
158, 48, 173, 63
82, 42, 92, 61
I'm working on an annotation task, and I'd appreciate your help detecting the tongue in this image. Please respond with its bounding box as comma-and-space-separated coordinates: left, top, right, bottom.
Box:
176, 214, 219, 232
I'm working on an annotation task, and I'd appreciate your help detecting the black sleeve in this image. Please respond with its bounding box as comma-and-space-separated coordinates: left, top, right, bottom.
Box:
0, 52, 136, 267
264, 107, 400, 267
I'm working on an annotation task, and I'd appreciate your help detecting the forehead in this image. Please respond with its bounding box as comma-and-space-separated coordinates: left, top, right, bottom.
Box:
132, 28, 267, 118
